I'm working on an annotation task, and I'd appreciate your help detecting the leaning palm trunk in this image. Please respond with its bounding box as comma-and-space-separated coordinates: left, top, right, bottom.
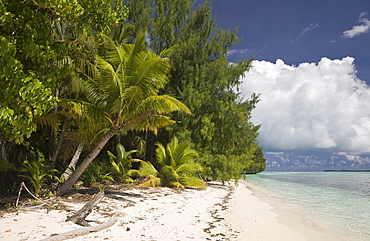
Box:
63, 143, 84, 180
56, 128, 117, 196
55, 34, 191, 196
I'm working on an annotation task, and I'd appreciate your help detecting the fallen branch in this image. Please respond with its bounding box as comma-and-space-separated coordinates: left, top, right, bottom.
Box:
66, 191, 105, 226
16, 182, 56, 209
40, 217, 117, 241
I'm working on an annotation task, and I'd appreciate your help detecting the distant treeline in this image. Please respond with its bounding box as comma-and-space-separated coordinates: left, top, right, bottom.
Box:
324, 170, 370, 172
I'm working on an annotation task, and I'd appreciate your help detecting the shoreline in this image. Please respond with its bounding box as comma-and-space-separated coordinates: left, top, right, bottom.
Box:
0, 181, 365, 240
239, 180, 365, 241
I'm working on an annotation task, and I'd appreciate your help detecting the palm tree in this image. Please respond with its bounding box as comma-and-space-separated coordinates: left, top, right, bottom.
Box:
34, 19, 103, 173
107, 143, 140, 182
56, 34, 190, 195
133, 136, 206, 189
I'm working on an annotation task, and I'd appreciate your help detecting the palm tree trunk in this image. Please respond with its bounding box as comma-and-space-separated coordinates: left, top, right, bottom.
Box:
48, 129, 55, 161
48, 88, 60, 160
63, 143, 84, 180
56, 128, 117, 196
0, 139, 8, 162
51, 120, 67, 164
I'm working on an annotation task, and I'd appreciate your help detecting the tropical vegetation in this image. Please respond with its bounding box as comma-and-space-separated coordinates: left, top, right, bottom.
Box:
0, 0, 265, 201
131, 136, 206, 189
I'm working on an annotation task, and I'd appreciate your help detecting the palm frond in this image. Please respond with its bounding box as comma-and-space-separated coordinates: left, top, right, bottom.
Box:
58, 99, 106, 128
159, 45, 176, 58
127, 169, 141, 177
110, 23, 134, 45
161, 165, 179, 180
73, 58, 99, 78
70, 34, 191, 145
131, 33, 147, 57
138, 161, 159, 177
166, 145, 177, 169
133, 136, 146, 158
172, 143, 198, 166
133, 55, 169, 83
136, 95, 191, 115
119, 86, 144, 118
155, 142, 168, 166
123, 114, 176, 133
59, 137, 79, 161
169, 181, 185, 189
96, 55, 119, 78
100, 34, 125, 66
176, 163, 203, 175
179, 176, 206, 189
33, 113, 59, 129
139, 175, 162, 187
71, 72, 105, 105
96, 56, 125, 101
149, 115, 176, 130
127, 54, 169, 93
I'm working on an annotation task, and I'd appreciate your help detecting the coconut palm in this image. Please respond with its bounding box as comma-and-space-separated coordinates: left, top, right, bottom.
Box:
133, 136, 206, 189
56, 34, 190, 195
33, 19, 104, 176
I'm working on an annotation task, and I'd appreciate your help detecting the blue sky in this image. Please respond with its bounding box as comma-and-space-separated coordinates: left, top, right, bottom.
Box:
198, 0, 370, 83
196, 0, 370, 156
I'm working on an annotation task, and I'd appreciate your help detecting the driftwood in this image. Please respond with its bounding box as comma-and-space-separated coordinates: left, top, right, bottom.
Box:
40, 217, 117, 241
40, 191, 117, 241
16, 182, 46, 208
66, 191, 105, 226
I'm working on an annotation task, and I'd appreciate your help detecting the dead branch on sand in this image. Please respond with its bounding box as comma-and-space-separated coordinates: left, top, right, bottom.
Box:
40, 217, 117, 241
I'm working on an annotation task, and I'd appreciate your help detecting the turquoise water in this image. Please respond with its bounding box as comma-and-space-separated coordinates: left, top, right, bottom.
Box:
245, 172, 370, 240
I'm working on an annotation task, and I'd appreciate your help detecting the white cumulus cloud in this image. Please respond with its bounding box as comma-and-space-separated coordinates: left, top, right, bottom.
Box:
239, 57, 370, 154
342, 13, 370, 38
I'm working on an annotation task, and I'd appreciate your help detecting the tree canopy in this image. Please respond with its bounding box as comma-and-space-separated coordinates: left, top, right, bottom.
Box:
0, 0, 265, 197
0, 0, 128, 144
126, 0, 264, 182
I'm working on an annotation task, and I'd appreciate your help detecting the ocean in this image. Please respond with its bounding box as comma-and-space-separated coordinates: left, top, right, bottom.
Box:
245, 172, 370, 240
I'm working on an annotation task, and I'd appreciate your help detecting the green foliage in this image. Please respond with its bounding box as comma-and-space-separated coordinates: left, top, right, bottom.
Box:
200, 147, 266, 182
0, 159, 15, 174
74, 33, 191, 133
0, 159, 17, 196
132, 135, 147, 159
107, 143, 138, 182
156, 136, 198, 167
53, 173, 66, 185
1, 0, 132, 195
200, 154, 250, 184
56, 33, 192, 195
99, 186, 107, 192
79, 161, 114, 187
133, 137, 206, 189
126, 0, 266, 178
0, 64, 58, 144
0, 0, 128, 144
0, 0, 266, 196
245, 146, 266, 174
20, 152, 52, 197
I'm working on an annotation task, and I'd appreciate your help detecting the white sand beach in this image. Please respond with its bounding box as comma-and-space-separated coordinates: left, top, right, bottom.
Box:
0, 181, 362, 241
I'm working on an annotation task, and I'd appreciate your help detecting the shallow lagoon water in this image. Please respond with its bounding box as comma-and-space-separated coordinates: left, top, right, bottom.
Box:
245, 172, 370, 240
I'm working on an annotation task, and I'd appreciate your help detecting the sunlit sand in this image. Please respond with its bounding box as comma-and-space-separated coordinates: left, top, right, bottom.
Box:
0, 182, 360, 240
